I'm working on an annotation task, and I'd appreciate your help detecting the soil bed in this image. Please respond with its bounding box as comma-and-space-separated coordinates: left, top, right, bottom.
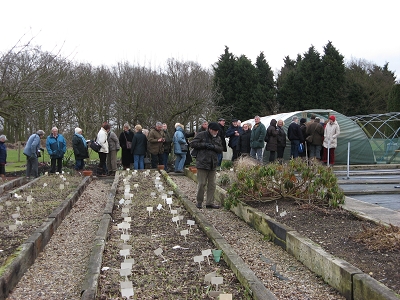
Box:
250, 199, 400, 294
97, 170, 246, 299
0, 175, 83, 267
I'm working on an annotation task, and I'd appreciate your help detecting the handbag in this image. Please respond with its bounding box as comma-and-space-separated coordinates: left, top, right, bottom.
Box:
306, 135, 313, 143
124, 132, 132, 149
190, 148, 198, 158
90, 138, 102, 152
298, 143, 304, 153
180, 143, 188, 152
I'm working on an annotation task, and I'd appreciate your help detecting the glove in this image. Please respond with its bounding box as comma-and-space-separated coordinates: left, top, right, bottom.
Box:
206, 143, 215, 150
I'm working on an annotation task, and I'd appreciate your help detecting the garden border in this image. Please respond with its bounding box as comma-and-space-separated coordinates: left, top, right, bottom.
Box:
183, 168, 400, 300
0, 176, 91, 300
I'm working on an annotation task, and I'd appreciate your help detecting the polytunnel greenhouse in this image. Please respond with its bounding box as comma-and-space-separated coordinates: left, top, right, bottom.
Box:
240, 110, 400, 165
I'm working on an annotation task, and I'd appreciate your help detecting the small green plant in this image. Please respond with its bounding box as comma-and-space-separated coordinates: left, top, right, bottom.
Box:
220, 160, 233, 170
218, 173, 231, 186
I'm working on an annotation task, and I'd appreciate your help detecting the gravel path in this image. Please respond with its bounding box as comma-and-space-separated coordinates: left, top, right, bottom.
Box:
7, 180, 110, 300
171, 175, 345, 300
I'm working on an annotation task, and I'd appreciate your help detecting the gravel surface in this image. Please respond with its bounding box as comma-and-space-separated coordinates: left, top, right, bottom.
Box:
7, 180, 110, 300
171, 175, 345, 300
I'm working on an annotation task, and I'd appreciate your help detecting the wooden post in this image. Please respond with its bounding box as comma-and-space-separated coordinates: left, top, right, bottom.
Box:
18, 141, 21, 162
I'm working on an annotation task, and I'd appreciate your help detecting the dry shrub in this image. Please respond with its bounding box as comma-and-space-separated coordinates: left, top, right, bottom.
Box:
234, 155, 259, 172
353, 224, 400, 252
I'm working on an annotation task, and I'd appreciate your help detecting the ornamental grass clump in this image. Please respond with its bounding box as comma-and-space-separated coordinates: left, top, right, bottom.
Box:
225, 157, 344, 209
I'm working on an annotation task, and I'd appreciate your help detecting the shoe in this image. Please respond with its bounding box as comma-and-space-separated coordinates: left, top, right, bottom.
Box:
97, 174, 107, 177
196, 203, 202, 209
206, 204, 220, 209
175, 170, 183, 173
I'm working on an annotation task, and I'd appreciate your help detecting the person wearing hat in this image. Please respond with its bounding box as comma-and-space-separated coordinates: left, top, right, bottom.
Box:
216, 118, 227, 166
23, 130, 45, 179
0, 135, 7, 180
225, 118, 243, 161
190, 122, 223, 209
322, 115, 340, 165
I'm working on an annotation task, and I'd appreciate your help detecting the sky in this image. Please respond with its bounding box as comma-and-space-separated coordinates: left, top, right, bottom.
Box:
1, 1, 399, 80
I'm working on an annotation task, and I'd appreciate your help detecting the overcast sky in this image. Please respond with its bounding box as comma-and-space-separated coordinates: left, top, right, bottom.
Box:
1, 1, 399, 80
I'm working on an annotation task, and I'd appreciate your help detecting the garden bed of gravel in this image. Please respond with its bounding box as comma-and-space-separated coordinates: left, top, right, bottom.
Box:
97, 170, 246, 299
0, 175, 85, 267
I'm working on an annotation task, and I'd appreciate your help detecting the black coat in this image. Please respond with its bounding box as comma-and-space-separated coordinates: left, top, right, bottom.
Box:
276, 126, 287, 147
72, 134, 89, 160
287, 122, 304, 142
119, 130, 134, 166
265, 121, 278, 152
237, 129, 251, 154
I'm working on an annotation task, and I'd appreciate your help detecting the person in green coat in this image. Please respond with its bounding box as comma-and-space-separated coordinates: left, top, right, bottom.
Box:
250, 115, 267, 162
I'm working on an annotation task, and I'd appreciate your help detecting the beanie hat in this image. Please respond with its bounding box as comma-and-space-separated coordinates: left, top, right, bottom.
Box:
208, 122, 220, 131
329, 115, 336, 122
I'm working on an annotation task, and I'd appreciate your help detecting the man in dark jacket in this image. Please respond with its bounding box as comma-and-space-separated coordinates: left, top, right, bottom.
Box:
190, 122, 223, 209
306, 117, 324, 160
287, 116, 304, 159
225, 118, 243, 161
216, 118, 227, 167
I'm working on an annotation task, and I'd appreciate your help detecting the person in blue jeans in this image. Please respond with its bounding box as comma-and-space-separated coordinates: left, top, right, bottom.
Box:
287, 116, 304, 159
173, 123, 187, 173
131, 125, 147, 170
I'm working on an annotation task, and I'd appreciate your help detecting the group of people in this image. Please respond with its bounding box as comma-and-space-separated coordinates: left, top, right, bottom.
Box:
213, 114, 340, 166
23, 128, 68, 179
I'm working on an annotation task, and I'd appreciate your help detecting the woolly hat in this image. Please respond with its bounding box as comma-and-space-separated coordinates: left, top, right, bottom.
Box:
208, 122, 220, 131
329, 115, 336, 122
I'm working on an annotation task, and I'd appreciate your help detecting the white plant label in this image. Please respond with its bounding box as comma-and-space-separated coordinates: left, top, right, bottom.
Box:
122, 207, 130, 213
154, 247, 167, 261
11, 213, 20, 219
147, 206, 153, 217
202, 249, 212, 265
211, 276, 224, 291
204, 271, 217, 283
27, 195, 33, 203
180, 229, 189, 242
125, 199, 132, 205
119, 268, 131, 280
157, 204, 163, 210
187, 220, 195, 233
59, 183, 64, 190
219, 294, 233, 300
170, 209, 177, 216
120, 281, 134, 297
43, 183, 48, 187
194, 255, 204, 270
121, 262, 133, 270
172, 216, 179, 227
124, 217, 132, 223
121, 244, 132, 250
119, 198, 125, 205
120, 249, 130, 259
125, 258, 135, 265
121, 234, 131, 243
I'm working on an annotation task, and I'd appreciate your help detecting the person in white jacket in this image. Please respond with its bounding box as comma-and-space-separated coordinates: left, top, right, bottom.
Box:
96, 123, 110, 176
322, 115, 340, 165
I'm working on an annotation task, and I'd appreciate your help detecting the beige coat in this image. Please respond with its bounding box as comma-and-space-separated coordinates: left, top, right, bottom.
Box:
323, 121, 340, 149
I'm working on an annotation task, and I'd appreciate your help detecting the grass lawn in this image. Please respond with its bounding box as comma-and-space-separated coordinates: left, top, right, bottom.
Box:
5, 148, 121, 173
